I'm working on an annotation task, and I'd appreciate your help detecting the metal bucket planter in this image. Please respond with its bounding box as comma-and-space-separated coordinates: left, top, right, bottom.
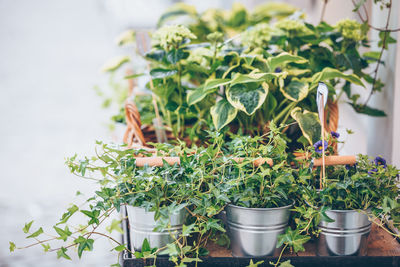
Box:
126, 206, 187, 251
317, 209, 371, 256
226, 203, 292, 257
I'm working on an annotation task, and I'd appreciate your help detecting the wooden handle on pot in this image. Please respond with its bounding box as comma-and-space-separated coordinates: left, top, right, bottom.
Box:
134, 157, 274, 167
134, 155, 356, 167
313, 155, 356, 166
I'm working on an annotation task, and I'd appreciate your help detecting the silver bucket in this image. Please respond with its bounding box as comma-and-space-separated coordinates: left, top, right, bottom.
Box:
317, 209, 371, 256
226, 203, 292, 257
126, 206, 187, 251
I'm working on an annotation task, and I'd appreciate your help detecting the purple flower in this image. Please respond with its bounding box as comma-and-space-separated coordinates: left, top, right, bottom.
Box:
331, 131, 340, 139
374, 156, 387, 168
274, 67, 282, 73
346, 163, 357, 170
314, 140, 328, 154
368, 168, 378, 174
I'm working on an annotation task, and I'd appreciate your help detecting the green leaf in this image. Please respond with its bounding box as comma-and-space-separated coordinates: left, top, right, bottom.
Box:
106, 219, 124, 234
226, 83, 268, 115
378, 31, 396, 49
280, 78, 309, 102
320, 207, 335, 223
57, 247, 71, 260
363, 51, 381, 62
142, 238, 151, 252
230, 72, 278, 86
166, 48, 184, 64
116, 29, 135, 46
291, 107, 321, 145
349, 103, 386, 117
312, 67, 364, 87
247, 259, 264, 267
203, 78, 231, 91
124, 73, 145, 79
187, 86, 217, 106
101, 56, 130, 72
57, 204, 78, 225
210, 99, 238, 131
267, 52, 308, 71
113, 244, 126, 252
278, 260, 294, 267
150, 68, 178, 79
23, 220, 34, 234
157, 3, 197, 27
74, 236, 94, 258
26, 227, 43, 238
54, 226, 72, 241
9, 241, 16, 252
182, 223, 196, 236
42, 243, 51, 252
277, 228, 310, 253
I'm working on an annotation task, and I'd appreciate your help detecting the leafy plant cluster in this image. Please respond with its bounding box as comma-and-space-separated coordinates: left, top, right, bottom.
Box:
11, 127, 400, 267
101, 1, 396, 149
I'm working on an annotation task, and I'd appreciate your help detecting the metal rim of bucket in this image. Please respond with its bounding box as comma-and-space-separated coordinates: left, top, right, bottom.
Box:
226, 201, 294, 211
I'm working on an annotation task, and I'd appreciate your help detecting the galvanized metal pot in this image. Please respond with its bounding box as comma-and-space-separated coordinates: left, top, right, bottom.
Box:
317, 209, 371, 256
226, 203, 292, 257
126, 206, 187, 251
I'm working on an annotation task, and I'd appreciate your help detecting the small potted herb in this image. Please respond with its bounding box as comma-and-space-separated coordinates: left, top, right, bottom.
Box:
295, 132, 400, 256
218, 124, 298, 257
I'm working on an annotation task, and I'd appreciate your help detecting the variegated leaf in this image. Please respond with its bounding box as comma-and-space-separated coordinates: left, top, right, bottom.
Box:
210, 99, 238, 130
280, 78, 309, 102
226, 82, 268, 115
291, 107, 321, 145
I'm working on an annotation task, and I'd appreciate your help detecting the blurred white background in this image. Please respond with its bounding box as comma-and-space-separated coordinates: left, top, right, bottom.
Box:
0, 0, 398, 266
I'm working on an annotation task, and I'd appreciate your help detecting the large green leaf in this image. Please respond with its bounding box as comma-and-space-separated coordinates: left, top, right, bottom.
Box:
267, 52, 308, 71
187, 78, 231, 106
226, 82, 268, 115
204, 78, 231, 91
291, 107, 321, 145
210, 99, 238, 130
349, 103, 386, 117
157, 3, 198, 27
280, 78, 309, 102
101, 56, 130, 72
150, 68, 178, 79
312, 67, 364, 87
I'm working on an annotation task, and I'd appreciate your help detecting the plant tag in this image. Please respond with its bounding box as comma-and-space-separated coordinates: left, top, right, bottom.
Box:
316, 82, 328, 123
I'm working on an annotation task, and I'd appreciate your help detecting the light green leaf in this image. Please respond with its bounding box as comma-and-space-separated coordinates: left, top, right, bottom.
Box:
210, 99, 238, 131
23, 220, 34, 234
267, 52, 308, 71
157, 3, 197, 27
203, 78, 231, 91
247, 259, 264, 267
226, 82, 268, 115
280, 78, 309, 102
230, 72, 278, 86
149, 68, 177, 79
101, 56, 130, 72
115, 30, 135, 46
113, 244, 126, 252
312, 67, 364, 87
27, 227, 44, 238
182, 223, 196, 236
42, 243, 51, 252
278, 260, 294, 267
9, 241, 16, 252
187, 86, 215, 106
277, 228, 310, 253
106, 219, 124, 234
57, 247, 71, 260
291, 107, 321, 145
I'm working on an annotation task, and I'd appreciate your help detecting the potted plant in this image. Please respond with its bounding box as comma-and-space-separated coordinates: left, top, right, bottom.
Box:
10, 141, 232, 265
290, 132, 400, 256
215, 123, 298, 257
